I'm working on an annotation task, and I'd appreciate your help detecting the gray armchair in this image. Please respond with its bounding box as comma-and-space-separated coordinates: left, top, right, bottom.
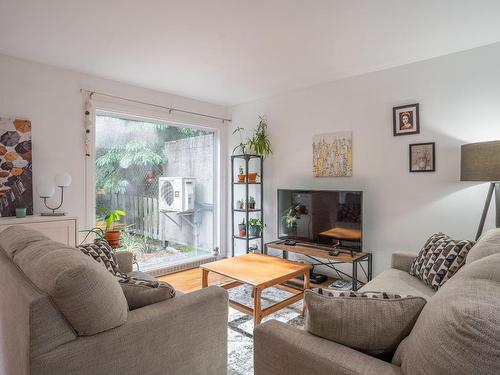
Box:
0, 227, 229, 375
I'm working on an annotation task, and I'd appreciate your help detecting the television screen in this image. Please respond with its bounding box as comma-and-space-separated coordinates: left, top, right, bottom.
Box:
277, 189, 362, 250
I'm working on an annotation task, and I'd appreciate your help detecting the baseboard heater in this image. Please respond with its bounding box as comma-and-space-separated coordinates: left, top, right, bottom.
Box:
145, 256, 218, 277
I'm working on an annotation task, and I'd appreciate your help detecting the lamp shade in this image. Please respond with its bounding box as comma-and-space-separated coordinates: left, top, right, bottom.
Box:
55, 172, 72, 187
461, 141, 500, 181
38, 182, 55, 198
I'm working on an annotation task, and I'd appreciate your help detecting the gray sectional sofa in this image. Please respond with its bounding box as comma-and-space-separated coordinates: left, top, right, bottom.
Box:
255, 229, 500, 375
0, 226, 229, 375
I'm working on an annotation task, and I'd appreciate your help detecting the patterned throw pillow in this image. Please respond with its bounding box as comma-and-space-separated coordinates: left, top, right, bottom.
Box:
316, 288, 406, 299
409, 233, 475, 289
409, 232, 448, 276
305, 288, 426, 356
78, 240, 122, 276
78, 241, 176, 310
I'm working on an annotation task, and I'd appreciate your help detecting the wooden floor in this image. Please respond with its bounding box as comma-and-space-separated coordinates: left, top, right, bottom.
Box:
158, 267, 231, 293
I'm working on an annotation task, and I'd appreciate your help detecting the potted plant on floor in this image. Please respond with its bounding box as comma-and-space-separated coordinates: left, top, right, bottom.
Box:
100, 208, 126, 248
238, 219, 247, 237
248, 218, 265, 237
248, 196, 256, 210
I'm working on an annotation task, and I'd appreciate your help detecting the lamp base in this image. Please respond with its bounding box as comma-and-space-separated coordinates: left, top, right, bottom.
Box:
41, 212, 66, 216
476, 182, 500, 240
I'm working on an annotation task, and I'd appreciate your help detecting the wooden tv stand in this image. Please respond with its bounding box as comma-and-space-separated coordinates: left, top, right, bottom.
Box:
264, 241, 372, 291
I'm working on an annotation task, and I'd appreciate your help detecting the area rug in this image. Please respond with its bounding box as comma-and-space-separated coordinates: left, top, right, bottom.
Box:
227, 284, 305, 375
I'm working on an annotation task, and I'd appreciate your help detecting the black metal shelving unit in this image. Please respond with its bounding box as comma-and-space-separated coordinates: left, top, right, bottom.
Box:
231, 154, 264, 256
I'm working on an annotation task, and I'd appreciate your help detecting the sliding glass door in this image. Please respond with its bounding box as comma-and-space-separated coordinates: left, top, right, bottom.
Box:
94, 112, 216, 272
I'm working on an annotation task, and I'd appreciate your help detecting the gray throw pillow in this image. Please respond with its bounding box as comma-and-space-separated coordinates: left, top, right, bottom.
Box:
10, 229, 128, 336
119, 277, 176, 310
305, 288, 426, 356
409, 233, 475, 289
0, 225, 49, 258
79, 241, 176, 310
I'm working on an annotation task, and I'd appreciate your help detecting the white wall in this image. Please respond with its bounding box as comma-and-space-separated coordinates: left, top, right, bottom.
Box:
0, 54, 229, 246
230, 42, 500, 276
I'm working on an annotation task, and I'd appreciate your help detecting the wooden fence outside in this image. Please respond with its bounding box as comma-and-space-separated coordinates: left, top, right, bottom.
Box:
97, 193, 160, 240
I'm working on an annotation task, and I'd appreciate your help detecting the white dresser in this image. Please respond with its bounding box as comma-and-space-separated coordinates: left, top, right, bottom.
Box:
0, 215, 78, 246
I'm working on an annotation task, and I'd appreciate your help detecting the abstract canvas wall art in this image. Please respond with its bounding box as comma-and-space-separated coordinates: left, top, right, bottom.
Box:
0, 118, 33, 216
313, 131, 352, 177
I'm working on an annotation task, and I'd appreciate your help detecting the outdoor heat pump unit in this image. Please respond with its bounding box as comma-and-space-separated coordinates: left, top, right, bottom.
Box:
159, 177, 195, 212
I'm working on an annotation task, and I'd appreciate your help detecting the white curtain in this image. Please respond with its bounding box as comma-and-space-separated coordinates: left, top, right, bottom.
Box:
83, 91, 94, 157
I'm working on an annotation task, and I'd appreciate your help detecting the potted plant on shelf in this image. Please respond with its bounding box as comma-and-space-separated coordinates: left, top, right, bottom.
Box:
237, 199, 244, 210
247, 172, 258, 183
248, 196, 256, 210
238, 166, 245, 182
232, 116, 272, 158
248, 116, 272, 159
100, 208, 126, 248
232, 126, 248, 155
238, 219, 247, 237
248, 218, 265, 237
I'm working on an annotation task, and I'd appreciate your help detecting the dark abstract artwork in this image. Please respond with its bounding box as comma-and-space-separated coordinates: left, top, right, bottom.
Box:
0, 118, 32, 216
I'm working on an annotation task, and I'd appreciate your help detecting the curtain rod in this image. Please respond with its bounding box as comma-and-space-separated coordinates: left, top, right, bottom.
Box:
80, 89, 232, 123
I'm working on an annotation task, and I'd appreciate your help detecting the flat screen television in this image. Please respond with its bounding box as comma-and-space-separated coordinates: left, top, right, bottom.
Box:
277, 189, 363, 251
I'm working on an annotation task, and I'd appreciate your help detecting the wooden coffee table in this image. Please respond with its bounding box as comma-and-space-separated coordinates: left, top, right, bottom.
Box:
201, 253, 310, 325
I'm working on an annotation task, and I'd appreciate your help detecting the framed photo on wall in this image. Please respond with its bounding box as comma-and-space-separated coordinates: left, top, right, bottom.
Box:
393, 103, 419, 136
409, 142, 435, 172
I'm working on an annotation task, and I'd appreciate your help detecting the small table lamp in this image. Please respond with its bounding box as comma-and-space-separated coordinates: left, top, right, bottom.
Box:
461, 141, 500, 240
39, 172, 72, 216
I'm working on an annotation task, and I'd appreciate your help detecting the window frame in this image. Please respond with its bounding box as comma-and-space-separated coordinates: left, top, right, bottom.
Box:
85, 97, 228, 261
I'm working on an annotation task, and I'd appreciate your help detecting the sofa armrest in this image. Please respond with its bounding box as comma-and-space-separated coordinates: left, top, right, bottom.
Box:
114, 250, 134, 273
391, 251, 417, 272
32, 286, 229, 375
254, 320, 402, 375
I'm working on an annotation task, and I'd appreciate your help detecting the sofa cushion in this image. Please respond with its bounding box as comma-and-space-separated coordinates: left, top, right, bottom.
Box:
359, 268, 435, 300
1, 226, 128, 336
466, 228, 500, 264
409, 233, 475, 289
393, 253, 500, 375
305, 289, 426, 356
0, 225, 49, 258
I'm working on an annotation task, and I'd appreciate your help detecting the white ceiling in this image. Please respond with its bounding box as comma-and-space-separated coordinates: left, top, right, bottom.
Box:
1, 0, 500, 105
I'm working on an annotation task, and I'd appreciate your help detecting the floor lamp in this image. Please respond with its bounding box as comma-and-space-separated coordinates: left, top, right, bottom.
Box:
461, 141, 500, 240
